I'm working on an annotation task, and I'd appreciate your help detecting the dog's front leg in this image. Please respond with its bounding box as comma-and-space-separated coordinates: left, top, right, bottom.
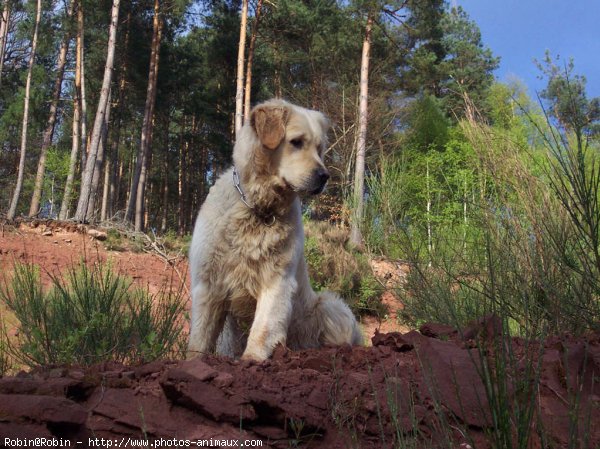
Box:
242, 276, 297, 361
186, 281, 227, 359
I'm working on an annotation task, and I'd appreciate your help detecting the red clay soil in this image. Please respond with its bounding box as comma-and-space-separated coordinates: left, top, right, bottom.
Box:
1, 320, 599, 448
0, 220, 189, 295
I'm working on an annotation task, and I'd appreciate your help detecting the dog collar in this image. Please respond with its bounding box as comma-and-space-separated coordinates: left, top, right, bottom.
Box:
232, 167, 276, 226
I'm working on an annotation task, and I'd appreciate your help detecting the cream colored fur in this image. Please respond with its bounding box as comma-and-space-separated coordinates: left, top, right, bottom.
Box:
187, 99, 363, 361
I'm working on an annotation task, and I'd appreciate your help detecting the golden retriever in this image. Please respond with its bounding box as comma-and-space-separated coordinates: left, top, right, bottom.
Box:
187, 99, 363, 361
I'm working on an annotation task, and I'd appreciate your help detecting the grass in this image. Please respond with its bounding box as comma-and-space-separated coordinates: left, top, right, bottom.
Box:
0, 260, 186, 368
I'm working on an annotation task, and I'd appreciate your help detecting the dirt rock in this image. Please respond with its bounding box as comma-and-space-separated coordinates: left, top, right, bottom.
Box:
0, 333, 599, 448
0, 394, 87, 425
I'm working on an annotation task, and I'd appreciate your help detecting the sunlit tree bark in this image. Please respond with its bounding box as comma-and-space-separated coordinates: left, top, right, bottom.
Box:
350, 13, 373, 247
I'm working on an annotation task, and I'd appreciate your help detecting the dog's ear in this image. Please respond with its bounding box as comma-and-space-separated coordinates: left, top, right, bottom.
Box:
251, 104, 290, 150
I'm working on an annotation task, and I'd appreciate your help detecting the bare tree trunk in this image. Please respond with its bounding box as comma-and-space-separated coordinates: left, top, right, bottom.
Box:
101, 10, 129, 223
243, 0, 261, 124
101, 156, 111, 221
87, 90, 111, 221
127, 0, 162, 231
59, 0, 83, 220
29, 1, 74, 217
78, 1, 88, 170
160, 155, 168, 232
6, 0, 41, 220
177, 116, 185, 234
234, 0, 248, 137
350, 14, 373, 247
74, 0, 120, 222
0, 0, 11, 88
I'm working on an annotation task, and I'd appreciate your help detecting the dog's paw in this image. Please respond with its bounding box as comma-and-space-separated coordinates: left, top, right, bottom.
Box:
185, 350, 200, 361
240, 350, 267, 363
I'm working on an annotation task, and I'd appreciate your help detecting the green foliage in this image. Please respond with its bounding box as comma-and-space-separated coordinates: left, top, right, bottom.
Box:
363, 154, 407, 258
105, 228, 125, 251
404, 94, 449, 151
162, 229, 192, 254
398, 117, 600, 335
0, 262, 186, 367
401, 4, 498, 119
438, 6, 499, 117
359, 73, 600, 337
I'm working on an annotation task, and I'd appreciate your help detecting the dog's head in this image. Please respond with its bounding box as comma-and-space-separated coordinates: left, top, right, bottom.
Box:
234, 99, 331, 196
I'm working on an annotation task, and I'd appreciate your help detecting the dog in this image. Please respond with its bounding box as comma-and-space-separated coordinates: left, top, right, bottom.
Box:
187, 99, 363, 361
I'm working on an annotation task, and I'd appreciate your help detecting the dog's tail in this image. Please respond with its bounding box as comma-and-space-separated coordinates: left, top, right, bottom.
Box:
288, 290, 363, 350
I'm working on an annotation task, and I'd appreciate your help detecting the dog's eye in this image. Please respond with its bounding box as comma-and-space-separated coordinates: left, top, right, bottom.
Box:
290, 138, 303, 149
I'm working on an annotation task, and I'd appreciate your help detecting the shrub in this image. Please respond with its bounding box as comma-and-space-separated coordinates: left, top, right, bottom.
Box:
0, 261, 186, 367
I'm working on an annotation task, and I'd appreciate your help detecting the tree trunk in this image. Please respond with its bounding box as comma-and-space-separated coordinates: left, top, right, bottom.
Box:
127, 0, 162, 232
177, 116, 185, 234
59, 0, 83, 220
29, 1, 74, 217
78, 1, 88, 170
74, 0, 120, 222
101, 156, 111, 221
87, 90, 111, 222
101, 10, 130, 222
160, 156, 168, 232
0, 0, 11, 88
350, 14, 373, 247
6, 0, 41, 220
234, 0, 248, 137
243, 0, 262, 124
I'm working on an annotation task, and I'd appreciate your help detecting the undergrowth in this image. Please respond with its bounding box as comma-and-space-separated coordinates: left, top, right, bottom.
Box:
0, 261, 186, 368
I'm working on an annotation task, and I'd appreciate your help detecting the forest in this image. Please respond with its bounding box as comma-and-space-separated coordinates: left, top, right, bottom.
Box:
1, 0, 600, 334
0, 0, 501, 230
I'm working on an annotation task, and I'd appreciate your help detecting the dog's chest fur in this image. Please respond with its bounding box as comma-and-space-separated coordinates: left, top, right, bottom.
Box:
215, 208, 297, 318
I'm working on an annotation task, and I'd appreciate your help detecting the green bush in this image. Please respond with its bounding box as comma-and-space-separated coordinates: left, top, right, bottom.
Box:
0, 262, 186, 367
420, 121, 596, 334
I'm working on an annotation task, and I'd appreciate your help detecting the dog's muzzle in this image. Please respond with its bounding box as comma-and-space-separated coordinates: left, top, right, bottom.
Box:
309, 168, 330, 195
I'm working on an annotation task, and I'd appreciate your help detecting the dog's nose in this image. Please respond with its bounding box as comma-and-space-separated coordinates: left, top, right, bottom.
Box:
310, 167, 330, 195
317, 168, 330, 185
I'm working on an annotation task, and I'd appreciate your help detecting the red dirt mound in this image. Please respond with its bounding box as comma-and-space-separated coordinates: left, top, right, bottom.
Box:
1, 323, 599, 448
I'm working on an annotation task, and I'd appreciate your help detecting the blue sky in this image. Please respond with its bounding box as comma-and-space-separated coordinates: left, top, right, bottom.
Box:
456, 0, 600, 99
